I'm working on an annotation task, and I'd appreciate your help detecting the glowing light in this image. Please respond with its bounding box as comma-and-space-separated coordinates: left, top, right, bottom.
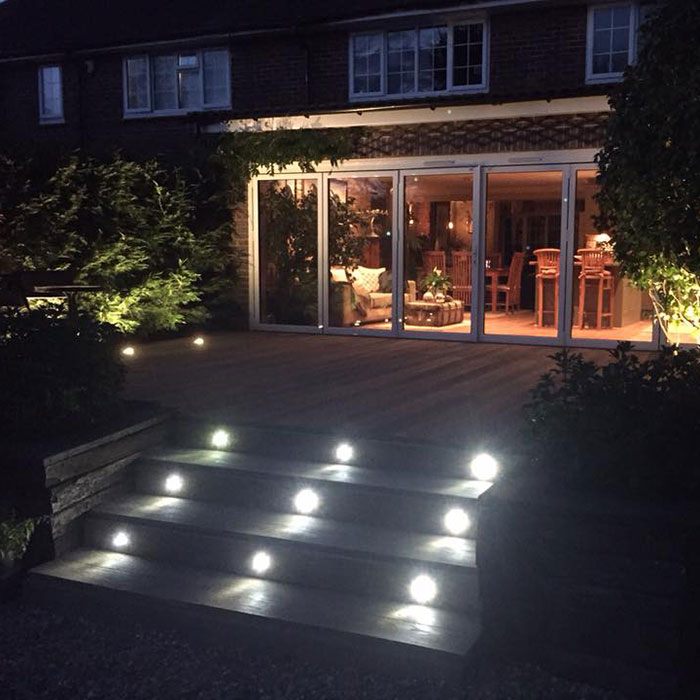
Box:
121, 346, 135, 357
251, 551, 272, 575
193, 336, 205, 346
335, 443, 353, 463
294, 488, 320, 514
112, 531, 130, 549
211, 429, 231, 449
447, 221, 454, 230
408, 218, 415, 225
595, 232, 612, 244
409, 574, 437, 604
164, 474, 184, 494
470, 453, 499, 481
443, 508, 471, 536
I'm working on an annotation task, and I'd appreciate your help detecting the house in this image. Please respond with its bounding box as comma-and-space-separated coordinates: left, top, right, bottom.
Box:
0, 0, 663, 348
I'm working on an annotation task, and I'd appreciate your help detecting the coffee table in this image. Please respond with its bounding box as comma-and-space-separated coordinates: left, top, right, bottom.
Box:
404, 299, 464, 327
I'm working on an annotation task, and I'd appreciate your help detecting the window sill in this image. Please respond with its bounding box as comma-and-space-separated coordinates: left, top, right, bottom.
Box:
123, 106, 231, 120
39, 117, 66, 126
585, 73, 624, 85
349, 87, 489, 103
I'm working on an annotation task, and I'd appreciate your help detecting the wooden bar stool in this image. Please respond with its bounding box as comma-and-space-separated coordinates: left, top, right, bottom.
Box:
534, 248, 560, 327
578, 249, 613, 329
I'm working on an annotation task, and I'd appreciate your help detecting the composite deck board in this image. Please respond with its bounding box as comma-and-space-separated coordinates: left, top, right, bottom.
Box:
31, 550, 480, 654
92, 494, 477, 568
144, 449, 491, 499
125, 332, 618, 445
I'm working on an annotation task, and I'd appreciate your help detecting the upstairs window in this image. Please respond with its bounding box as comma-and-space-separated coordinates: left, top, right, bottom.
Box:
38, 65, 64, 123
350, 22, 488, 100
124, 48, 231, 116
586, 4, 637, 83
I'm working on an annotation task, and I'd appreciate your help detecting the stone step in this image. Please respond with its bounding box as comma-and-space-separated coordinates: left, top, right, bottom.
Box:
26, 549, 482, 678
136, 448, 489, 536
85, 494, 478, 612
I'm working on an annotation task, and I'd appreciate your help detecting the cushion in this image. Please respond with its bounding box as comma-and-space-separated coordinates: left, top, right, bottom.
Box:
351, 282, 371, 316
378, 269, 392, 293
353, 266, 385, 293
330, 267, 349, 284
369, 292, 392, 309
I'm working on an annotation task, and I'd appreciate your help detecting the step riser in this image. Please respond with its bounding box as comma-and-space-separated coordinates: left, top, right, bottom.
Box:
176, 421, 483, 478
84, 516, 479, 613
135, 463, 480, 538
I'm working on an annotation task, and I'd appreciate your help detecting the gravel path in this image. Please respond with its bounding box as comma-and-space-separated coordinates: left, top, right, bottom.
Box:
0, 601, 628, 700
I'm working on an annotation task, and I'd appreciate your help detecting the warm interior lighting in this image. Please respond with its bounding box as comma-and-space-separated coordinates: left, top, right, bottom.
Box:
335, 443, 353, 463
595, 232, 612, 244
470, 453, 499, 481
193, 336, 205, 346
293, 488, 320, 514
443, 508, 471, 536
211, 429, 231, 449
112, 531, 130, 549
121, 346, 135, 357
251, 551, 272, 575
164, 474, 184, 494
447, 221, 454, 230
409, 574, 437, 604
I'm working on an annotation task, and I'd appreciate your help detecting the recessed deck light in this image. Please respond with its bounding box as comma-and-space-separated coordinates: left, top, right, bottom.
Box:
443, 508, 471, 536
335, 443, 354, 463
211, 429, 231, 449
470, 453, 498, 481
121, 346, 135, 357
409, 574, 437, 605
251, 551, 272, 575
164, 474, 183, 494
293, 488, 319, 515
193, 336, 205, 347
112, 531, 130, 549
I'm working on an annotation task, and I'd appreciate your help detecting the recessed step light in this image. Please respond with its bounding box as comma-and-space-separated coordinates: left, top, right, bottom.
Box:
409, 574, 437, 605
164, 474, 184, 494
293, 488, 320, 515
111, 531, 130, 549
335, 442, 354, 463
469, 453, 498, 481
250, 551, 272, 575
443, 508, 471, 536
211, 429, 231, 450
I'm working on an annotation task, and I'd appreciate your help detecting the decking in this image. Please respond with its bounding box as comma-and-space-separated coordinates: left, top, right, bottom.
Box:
125, 331, 614, 449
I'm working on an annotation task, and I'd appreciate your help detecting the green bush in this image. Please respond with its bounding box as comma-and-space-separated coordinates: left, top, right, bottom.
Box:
525, 343, 700, 498
0, 309, 125, 434
0, 513, 36, 564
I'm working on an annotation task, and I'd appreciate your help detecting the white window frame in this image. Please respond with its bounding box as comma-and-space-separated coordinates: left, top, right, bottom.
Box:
123, 48, 231, 118
38, 64, 64, 124
586, 3, 638, 84
349, 20, 489, 102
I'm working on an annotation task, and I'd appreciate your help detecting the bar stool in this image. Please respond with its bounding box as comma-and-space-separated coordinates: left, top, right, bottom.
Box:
578, 249, 613, 329
534, 249, 559, 327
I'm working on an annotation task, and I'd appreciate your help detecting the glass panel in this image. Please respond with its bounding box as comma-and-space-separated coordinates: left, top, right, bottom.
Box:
40, 66, 63, 118
258, 179, 319, 326
403, 173, 473, 335
570, 170, 653, 343
178, 67, 201, 109
387, 31, 415, 95
126, 57, 150, 110
418, 27, 447, 92
203, 50, 230, 106
591, 5, 631, 75
483, 171, 562, 338
153, 55, 178, 111
453, 23, 484, 87
352, 34, 383, 94
328, 177, 394, 329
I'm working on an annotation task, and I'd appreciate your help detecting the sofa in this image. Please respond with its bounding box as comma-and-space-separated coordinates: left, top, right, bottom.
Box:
329, 265, 416, 326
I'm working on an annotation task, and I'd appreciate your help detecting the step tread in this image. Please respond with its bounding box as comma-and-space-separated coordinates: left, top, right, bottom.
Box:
144, 448, 490, 500
91, 494, 477, 569
30, 549, 481, 656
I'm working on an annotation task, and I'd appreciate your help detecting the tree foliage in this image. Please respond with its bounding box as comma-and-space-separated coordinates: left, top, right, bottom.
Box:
596, 3, 700, 342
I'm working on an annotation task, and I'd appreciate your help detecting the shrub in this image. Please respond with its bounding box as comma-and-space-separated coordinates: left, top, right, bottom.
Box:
0, 309, 125, 434
0, 513, 37, 564
525, 343, 700, 498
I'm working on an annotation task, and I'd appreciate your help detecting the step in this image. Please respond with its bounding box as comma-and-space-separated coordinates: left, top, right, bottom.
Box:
136, 448, 490, 536
174, 420, 506, 479
85, 495, 478, 612
26, 549, 482, 677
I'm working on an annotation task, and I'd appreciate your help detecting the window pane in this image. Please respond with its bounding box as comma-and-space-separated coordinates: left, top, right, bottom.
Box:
403, 173, 474, 335
612, 27, 629, 52
453, 23, 484, 87
570, 171, 653, 343
258, 179, 319, 326
591, 5, 632, 75
418, 27, 447, 92
126, 57, 149, 110
352, 34, 382, 94
203, 50, 229, 105
611, 51, 629, 73
328, 177, 394, 329
179, 68, 201, 109
593, 29, 610, 54
387, 30, 415, 94
594, 8, 613, 30
40, 66, 63, 119
153, 55, 177, 111
593, 54, 610, 74
613, 6, 631, 27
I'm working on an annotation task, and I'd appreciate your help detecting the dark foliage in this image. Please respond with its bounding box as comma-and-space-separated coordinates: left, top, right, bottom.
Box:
0, 309, 125, 434
525, 343, 700, 498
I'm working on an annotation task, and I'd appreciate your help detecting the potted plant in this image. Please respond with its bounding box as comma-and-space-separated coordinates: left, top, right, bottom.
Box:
421, 267, 452, 302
